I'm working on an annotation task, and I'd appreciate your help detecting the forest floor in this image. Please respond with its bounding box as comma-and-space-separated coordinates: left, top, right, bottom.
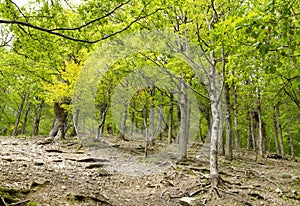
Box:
0, 135, 300, 206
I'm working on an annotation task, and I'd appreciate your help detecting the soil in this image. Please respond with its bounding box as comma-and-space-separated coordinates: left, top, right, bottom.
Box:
0, 135, 300, 206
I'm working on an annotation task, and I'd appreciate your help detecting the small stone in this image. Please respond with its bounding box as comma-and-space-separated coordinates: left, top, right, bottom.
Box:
61, 185, 67, 190
12, 141, 18, 145
275, 188, 282, 194
2, 156, 13, 161
179, 197, 197, 206
34, 160, 44, 166
291, 176, 299, 180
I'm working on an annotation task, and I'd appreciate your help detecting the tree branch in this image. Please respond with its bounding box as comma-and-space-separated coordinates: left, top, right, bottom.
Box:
0, 1, 162, 44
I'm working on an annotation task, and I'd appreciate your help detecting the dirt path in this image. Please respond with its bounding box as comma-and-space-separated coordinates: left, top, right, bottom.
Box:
0, 136, 300, 206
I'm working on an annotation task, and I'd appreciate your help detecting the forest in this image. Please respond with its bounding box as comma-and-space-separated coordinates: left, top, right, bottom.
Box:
0, 0, 299, 205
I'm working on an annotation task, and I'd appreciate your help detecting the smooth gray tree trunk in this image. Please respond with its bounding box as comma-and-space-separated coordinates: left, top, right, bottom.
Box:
225, 83, 233, 161
275, 104, 285, 158
178, 80, 189, 161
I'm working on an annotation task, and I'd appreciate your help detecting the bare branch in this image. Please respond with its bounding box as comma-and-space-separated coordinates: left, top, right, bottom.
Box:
0, 8, 162, 44
50, 0, 131, 31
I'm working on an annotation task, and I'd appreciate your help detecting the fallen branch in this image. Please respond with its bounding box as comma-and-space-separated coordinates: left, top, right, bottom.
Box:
9, 199, 30, 206
0, 195, 8, 206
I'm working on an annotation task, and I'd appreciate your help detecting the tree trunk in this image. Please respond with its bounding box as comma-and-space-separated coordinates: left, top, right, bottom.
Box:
70, 109, 79, 137
224, 83, 233, 161
286, 100, 295, 161
178, 80, 189, 161
275, 104, 285, 158
233, 86, 240, 149
217, 99, 224, 156
21, 106, 30, 135
168, 93, 174, 144
209, 50, 220, 188
31, 101, 44, 137
49, 102, 68, 139
156, 105, 163, 140
272, 107, 280, 155
257, 91, 265, 158
96, 105, 108, 140
12, 92, 26, 136
250, 110, 257, 160
118, 102, 128, 140
246, 110, 253, 150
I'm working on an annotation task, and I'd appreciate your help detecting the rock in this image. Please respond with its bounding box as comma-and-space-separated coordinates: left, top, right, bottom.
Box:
291, 176, 299, 180
45, 149, 64, 153
275, 188, 282, 194
1, 156, 13, 162
2, 141, 9, 145
30, 179, 50, 188
179, 197, 197, 206
85, 163, 104, 169
77, 157, 109, 163
33, 160, 44, 166
12, 141, 18, 145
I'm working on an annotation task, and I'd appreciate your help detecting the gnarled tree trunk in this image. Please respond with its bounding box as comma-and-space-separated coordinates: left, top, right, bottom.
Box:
49, 102, 68, 139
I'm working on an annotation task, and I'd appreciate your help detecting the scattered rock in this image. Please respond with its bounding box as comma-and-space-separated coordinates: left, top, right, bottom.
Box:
36, 137, 54, 145
45, 149, 64, 153
1, 156, 13, 162
179, 197, 197, 206
12, 141, 18, 145
29, 179, 50, 188
2, 141, 9, 145
85, 163, 105, 169
33, 160, 44, 166
77, 157, 110, 163
275, 188, 282, 194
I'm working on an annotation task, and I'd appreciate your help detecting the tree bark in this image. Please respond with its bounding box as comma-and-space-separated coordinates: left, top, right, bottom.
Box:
31, 101, 44, 137
178, 80, 189, 161
118, 102, 128, 140
246, 110, 253, 150
217, 99, 224, 156
70, 109, 79, 137
275, 104, 285, 158
209, 50, 220, 188
21, 106, 30, 135
225, 83, 233, 161
233, 86, 240, 149
12, 92, 26, 136
256, 91, 265, 158
168, 93, 174, 144
49, 102, 68, 139
286, 100, 295, 161
272, 109, 280, 155
250, 110, 257, 160
96, 105, 108, 140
